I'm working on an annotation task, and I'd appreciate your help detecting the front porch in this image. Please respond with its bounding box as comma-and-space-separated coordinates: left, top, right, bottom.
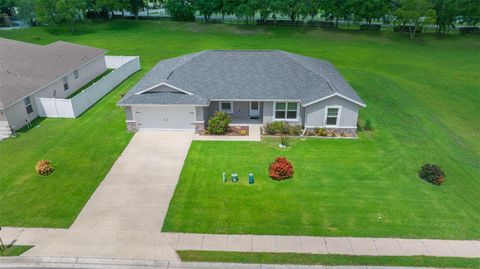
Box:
207, 101, 266, 124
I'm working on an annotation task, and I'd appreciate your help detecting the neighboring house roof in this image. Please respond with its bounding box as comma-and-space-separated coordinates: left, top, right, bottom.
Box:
118, 50, 365, 107
0, 38, 106, 109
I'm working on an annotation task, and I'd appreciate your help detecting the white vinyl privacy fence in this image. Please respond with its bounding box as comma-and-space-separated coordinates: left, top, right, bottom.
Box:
36, 56, 140, 118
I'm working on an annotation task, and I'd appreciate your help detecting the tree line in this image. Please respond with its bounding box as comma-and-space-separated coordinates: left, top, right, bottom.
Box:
1, 0, 479, 38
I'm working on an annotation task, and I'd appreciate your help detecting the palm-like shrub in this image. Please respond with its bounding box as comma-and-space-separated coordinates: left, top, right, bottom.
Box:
419, 163, 445, 185
35, 160, 55, 176
269, 157, 294, 180
207, 111, 231, 135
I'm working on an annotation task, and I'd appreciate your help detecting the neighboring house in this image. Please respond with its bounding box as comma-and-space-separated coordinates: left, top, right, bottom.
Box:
118, 50, 366, 135
0, 38, 107, 138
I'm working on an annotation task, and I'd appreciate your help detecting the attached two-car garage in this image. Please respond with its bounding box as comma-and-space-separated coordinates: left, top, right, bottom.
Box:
132, 106, 196, 130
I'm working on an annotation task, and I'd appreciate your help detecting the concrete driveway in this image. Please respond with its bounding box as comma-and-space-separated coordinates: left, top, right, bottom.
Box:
24, 131, 194, 261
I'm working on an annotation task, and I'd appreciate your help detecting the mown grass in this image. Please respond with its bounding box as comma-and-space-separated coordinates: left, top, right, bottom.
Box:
0, 20, 478, 236
178, 251, 480, 268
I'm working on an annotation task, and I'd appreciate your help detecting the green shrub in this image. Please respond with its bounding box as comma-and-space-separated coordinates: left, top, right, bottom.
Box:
287, 125, 302, 136
35, 160, 55, 176
419, 163, 445, 186
207, 112, 231, 135
265, 121, 287, 135
265, 121, 302, 135
314, 127, 327, 136
280, 135, 289, 147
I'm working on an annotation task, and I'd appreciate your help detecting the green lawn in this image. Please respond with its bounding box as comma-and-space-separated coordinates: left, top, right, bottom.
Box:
0, 246, 33, 256
0, 20, 479, 236
178, 251, 480, 268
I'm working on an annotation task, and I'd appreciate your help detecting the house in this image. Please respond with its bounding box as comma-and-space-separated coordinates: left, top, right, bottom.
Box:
118, 50, 366, 135
0, 38, 107, 138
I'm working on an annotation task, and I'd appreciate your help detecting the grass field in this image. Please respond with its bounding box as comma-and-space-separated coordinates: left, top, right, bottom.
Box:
178, 251, 480, 268
0, 20, 478, 236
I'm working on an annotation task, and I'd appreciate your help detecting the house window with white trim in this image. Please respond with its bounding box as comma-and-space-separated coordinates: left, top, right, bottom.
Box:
73, 70, 79, 80
63, 77, 69, 91
326, 107, 340, 126
219, 102, 233, 113
24, 97, 33, 114
274, 102, 298, 120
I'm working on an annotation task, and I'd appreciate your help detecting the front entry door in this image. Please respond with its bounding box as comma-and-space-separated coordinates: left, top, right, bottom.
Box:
249, 102, 260, 119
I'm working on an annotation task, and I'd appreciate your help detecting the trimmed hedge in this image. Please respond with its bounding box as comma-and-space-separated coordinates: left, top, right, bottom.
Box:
265, 121, 302, 136
459, 27, 480, 35
360, 24, 382, 31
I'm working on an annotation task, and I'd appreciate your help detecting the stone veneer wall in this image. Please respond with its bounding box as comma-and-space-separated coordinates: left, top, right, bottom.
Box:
194, 123, 205, 134
305, 127, 357, 137
126, 121, 137, 132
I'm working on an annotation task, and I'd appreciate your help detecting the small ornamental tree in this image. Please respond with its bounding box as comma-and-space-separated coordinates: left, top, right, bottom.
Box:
35, 160, 55, 176
207, 111, 231, 135
269, 157, 294, 180
419, 163, 445, 185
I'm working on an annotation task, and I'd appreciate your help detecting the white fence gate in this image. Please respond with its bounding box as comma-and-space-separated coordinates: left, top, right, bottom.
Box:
36, 56, 140, 118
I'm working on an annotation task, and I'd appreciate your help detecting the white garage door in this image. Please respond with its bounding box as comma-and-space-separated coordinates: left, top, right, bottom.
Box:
134, 106, 196, 130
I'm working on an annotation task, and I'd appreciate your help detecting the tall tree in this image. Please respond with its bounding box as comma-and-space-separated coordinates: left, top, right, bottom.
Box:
55, 0, 88, 31
127, 0, 145, 19
459, 0, 480, 26
0, 0, 15, 16
16, 0, 36, 23
351, 0, 391, 24
233, 0, 257, 24
35, 0, 87, 31
395, 0, 436, 39
196, 0, 222, 22
257, 0, 271, 22
432, 0, 460, 33
165, 0, 195, 21
95, 0, 118, 18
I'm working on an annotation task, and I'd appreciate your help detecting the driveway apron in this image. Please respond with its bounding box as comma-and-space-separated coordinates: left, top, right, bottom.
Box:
23, 131, 194, 261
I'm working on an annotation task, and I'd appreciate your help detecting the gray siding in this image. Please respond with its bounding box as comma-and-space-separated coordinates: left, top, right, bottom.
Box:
4, 56, 107, 130
0, 109, 7, 121
263, 101, 303, 126
262, 102, 273, 124
207, 101, 259, 120
125, 107, 133, 121
195, 106, 206, 121
305, 96, 360, 128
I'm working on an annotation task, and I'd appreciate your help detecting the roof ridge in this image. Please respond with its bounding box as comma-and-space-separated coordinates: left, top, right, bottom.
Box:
279, 51, 337, 94
165, 51, 206, 81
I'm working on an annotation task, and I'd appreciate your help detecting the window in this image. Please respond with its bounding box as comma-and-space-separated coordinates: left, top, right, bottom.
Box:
63, 77, 69, 91
219, 102, 233, 113
274, 102, 298, 120
24, 97, 33, 114
73, 70, 79, 80
325, 107, 340, 126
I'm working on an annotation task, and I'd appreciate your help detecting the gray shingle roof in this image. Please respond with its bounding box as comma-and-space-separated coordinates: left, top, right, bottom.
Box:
118, 50, 365, 107
0, 38, 106, 109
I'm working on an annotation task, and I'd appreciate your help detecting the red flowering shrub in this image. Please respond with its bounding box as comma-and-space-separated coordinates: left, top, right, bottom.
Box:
269, 157, 294, 180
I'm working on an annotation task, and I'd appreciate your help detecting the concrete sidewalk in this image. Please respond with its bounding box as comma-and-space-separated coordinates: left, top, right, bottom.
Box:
0, 256, 452, 269
168, 233, 480, 258
2, 228, 479, 258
